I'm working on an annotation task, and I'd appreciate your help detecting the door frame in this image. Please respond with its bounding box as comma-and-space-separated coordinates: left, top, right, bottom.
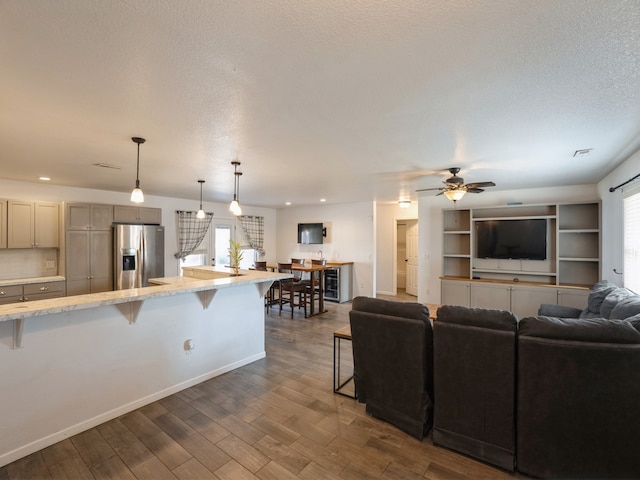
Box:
392, 217, 418, 296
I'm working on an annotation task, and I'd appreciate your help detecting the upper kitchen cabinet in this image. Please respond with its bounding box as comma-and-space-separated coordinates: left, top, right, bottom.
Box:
7, 201, 60, 248
66, 203, 113, 230
113, 205, 161, 224
0, 200, 6, 248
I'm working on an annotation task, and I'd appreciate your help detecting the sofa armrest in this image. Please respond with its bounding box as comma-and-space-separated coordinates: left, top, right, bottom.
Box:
537, 303, 582, 317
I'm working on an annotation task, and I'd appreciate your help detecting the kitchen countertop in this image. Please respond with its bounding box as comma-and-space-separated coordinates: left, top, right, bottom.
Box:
0, 276, 65, 287
0, 268, 289, 323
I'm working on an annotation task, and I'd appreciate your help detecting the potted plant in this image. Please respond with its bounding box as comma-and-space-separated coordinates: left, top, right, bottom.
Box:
228, 240, 243, 275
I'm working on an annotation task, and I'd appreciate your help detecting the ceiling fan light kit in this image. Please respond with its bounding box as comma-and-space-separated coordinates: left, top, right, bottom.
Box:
416, 167, 496, 203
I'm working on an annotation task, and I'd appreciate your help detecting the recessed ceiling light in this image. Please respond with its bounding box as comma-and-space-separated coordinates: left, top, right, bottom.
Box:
38, 176, 50, 181
320, 198, 326, 202
285, 202, 291, 206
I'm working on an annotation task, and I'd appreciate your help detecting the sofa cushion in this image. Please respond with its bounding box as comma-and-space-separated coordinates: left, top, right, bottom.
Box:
437, 305, 517, 331
587, 280, 618, 314
625, 313, 640, 332
351, 296, 430, 323
609, 295, 640, 320
600, 287, 635, 319
519, 316, 640, 344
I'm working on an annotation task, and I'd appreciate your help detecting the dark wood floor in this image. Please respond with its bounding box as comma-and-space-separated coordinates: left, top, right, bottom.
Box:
0, 298, 517, 480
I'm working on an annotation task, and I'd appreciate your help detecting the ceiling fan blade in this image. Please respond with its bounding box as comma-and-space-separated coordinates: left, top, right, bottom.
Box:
465, 181, 495, 189
466, 188, 485, 193
415, 187, 446, 192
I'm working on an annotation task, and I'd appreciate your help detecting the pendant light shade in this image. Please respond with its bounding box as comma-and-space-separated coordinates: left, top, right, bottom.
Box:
229, 160, 242, 216
130, 137, 146, 203
196, 179, 206, 219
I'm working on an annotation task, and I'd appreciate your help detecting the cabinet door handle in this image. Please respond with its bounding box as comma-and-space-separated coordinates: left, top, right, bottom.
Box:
39, 286, 49, 291
0, 291, 5, 295
21, 297, 27, 302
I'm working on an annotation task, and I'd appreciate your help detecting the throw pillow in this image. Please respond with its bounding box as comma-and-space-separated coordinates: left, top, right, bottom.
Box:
587, 280, 618, 314
610, 296, 640, 320
600, 288, 635, 319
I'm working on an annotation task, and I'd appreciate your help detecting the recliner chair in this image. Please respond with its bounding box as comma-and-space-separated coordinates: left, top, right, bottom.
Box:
349, 296, 434, 439
433, 305, 518, 471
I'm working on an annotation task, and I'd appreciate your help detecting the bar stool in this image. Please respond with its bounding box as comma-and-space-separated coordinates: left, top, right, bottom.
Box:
277, 263, 307, 318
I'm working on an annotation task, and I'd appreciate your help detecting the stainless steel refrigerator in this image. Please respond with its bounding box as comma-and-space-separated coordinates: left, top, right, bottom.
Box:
113, 224, 165, 289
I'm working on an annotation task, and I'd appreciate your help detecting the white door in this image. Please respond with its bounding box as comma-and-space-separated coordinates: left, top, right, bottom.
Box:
406, 220, 419, 296
212, 222, 233, 267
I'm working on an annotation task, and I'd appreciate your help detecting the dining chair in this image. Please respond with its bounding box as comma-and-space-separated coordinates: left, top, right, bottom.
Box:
304, 258, 326, 310
277, 263, 307, 318
291, 258, 305, 282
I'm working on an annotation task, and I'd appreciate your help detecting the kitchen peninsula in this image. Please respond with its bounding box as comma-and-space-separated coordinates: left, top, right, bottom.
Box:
0, 267, 290, 468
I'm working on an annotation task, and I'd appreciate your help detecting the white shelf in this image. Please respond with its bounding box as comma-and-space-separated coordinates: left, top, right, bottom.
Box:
472, 268, 556, 277
559, 257, 599, 262
444, 254, 471, 258
473, 215, 556, 221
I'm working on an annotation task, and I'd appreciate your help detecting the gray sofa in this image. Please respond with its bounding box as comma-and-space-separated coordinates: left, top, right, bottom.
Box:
517, 315, 640, 478
433, 306, 518, 471
349, 296, 434, 440
539, 279, 640, 321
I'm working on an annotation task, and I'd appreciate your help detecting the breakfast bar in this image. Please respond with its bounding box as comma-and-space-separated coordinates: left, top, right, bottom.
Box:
0, 267, 290, 468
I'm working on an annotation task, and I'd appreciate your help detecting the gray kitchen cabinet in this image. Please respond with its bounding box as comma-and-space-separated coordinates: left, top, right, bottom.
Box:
66, 229, 113, 296
0, 200, 6, 249
7, 200, 60, 248
0, 281, 65, 304
66, 203, 114, 295
113, 205, 161, 224
66, 203, 113, 230
0, 285, 23, 305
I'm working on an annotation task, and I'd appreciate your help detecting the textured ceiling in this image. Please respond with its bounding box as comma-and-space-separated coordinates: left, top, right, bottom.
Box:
1, 0, 639, 208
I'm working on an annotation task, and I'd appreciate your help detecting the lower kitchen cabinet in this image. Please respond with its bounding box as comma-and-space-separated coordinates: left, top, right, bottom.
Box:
441, 278, 589, 319
66, 230, 113, 295
0, 281, 65, 304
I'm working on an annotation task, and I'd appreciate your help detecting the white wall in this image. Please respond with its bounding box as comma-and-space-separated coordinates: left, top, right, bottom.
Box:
0, 179, 278, 278
597, 147, 640, 287
375, 203, 418, 296
418, 184, 600, 304
276, 202, 375, 298
0, 284, 266, 467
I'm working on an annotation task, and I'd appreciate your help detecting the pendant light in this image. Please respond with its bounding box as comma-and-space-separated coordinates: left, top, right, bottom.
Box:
196, 180, 206, 219
229, 160, 242, 216
130, 137, 146, 203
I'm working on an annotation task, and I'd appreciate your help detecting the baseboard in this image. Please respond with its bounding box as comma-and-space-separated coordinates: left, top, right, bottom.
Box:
0, 351, 265, 468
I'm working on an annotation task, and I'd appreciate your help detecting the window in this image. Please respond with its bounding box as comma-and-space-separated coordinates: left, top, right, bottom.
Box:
624, 188, 640, 293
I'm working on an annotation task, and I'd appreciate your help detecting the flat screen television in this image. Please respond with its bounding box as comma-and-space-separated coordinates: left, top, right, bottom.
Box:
297, 223, 324, 244
476, 219, 547, 260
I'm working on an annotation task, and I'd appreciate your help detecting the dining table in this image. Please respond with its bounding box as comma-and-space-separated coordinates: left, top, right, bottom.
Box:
268, 263, 332, 317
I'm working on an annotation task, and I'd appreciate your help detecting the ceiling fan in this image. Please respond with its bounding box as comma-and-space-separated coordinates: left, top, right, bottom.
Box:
416, 167, 496, 202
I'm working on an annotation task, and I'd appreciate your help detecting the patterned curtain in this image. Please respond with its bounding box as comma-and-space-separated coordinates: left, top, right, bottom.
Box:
238, 215, 265, 256
174, 210, 214, 259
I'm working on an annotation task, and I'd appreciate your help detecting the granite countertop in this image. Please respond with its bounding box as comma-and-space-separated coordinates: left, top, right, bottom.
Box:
0, 268, 290, 323
0, 276, 66, 287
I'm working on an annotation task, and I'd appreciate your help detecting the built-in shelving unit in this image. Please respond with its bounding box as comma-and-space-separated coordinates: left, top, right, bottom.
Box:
442, 201, 600, 288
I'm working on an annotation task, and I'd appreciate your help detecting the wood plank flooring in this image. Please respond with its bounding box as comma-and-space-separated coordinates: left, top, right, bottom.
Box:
0, 299, 519, 479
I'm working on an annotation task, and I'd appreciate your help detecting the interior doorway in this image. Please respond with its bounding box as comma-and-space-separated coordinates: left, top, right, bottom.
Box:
395, 218, 418, 298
